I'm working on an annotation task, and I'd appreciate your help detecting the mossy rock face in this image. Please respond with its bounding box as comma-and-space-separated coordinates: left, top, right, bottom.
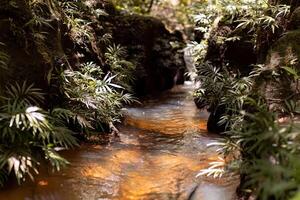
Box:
258, 30, 300, 111
267, 30, 300, 67
0, 0, 66, 100
111, 14, 186, 96
0, 0, 32, 20
289, 7, 300, 30
0, 1, 42, 90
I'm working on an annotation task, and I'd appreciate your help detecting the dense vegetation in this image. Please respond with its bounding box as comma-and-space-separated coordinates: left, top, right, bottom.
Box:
191, 0, 300, 199
0, 0, 186, 187
0, 0, 140, 186
1, 0, 300, 199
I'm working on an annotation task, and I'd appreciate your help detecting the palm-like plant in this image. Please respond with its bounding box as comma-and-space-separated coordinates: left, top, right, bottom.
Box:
0, 82, 77, 186
105, 44, 136, 91
195, 60, 300, 200
235, 103, 300, 200
61, 62, 134, 132
194, 62, 253, 129
196, 65, 300, 199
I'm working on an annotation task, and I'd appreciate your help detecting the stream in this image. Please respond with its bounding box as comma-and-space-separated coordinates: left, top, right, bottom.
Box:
0, 82, 238, 200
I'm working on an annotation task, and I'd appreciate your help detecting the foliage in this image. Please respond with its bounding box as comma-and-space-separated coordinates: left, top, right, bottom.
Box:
192, 1, 300, 197
236, 108, 300, 200
113, 0, 156, 14
192, 0, 289, 35
0, 82, 77, 186
60, 62, 134, 132
190, 0, 290, 66
105, 44, 136, 91
194, 53, 300, 200
194, 62, 253, 129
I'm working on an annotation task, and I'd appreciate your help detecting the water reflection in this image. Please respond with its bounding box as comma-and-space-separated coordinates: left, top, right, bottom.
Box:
0, 83, 238, 200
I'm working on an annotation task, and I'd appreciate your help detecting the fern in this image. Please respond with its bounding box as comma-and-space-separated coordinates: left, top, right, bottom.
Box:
61, 62, 135, 130
0, 82, 77, 186
3, 81, 44, 105
105, 44, 136, 91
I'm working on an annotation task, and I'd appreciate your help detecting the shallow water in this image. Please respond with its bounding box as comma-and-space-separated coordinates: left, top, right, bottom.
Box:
0, 82, 238, 200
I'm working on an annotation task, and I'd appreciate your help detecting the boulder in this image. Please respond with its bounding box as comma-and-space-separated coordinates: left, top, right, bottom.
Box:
111, 14, 186, 96
204, 23, 256, 75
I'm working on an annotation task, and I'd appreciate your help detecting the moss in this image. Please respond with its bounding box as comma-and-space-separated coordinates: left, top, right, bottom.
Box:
289, 7, 300, 30
256, 30, 300, 112
268, 30, 300, 66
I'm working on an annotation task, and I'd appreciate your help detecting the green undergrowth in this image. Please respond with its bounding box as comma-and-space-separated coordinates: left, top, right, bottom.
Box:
190, 0, 300, 199
0, 0, 136, 186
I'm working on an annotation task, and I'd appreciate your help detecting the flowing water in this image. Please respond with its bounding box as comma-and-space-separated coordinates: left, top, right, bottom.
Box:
0, 82, 238, 200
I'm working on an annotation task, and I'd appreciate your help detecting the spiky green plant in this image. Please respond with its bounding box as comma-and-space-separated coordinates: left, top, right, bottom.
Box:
105, 44, 136, 91
0, 82, 77, 186
194, 59, 300, 200
196, 68, 300, 199
61, 62, 135, 132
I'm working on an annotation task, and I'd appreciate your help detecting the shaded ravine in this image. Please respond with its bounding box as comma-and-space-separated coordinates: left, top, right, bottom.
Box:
0, 82, 239, 200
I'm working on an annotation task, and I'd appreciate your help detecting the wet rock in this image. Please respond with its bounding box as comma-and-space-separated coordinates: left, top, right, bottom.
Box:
194, 98, 207, 110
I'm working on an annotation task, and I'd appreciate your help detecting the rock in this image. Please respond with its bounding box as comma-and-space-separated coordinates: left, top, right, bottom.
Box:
256, 29, 300, 111
224, 40, 256, 75
268, 30, 300, 63
0, 0, 61, 97
205, 23, 256, 75
205, 25, 232, 68
111, 14, 186, 96
207, 105, 227, 133
289, 7, 300, 30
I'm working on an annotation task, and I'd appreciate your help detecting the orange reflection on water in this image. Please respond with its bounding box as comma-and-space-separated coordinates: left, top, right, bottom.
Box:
124, 116, 207, 134
118, 153, 206, 200
82, 164, 117, 179
198, 120, 207, 131
37, 180, 48, 186
81, 149, 142, 179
